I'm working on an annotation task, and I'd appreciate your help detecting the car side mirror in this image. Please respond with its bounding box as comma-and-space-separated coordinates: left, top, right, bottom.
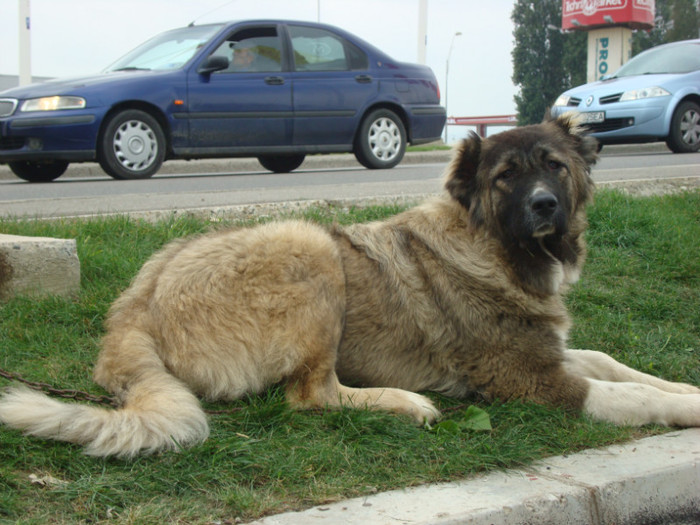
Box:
197, 56, 229, 75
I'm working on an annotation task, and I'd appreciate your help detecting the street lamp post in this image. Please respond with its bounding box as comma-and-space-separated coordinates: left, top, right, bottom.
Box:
19, 0, 32, 86
444, 31, 462, 144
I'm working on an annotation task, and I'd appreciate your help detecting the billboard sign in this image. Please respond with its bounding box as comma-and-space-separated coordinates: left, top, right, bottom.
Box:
562, 0, 655, 30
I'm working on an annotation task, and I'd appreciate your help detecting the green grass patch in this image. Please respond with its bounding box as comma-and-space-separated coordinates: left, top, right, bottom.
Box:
1, 190, 698, 524
406, 143, 452, 152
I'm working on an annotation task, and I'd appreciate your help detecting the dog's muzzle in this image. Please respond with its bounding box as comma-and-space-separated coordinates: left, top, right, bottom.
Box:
529, 190, 560, 237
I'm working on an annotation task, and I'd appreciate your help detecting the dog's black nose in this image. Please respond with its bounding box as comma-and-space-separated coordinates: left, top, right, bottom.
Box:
530, 192, 558, 218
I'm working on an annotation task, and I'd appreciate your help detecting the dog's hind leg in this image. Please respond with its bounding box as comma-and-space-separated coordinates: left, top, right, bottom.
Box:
281, 300, 440, 424
286, 368, 440, 424
564, 349, 699, 394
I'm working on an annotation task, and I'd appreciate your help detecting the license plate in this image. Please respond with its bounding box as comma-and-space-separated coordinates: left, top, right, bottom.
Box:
580, 111, 605, 124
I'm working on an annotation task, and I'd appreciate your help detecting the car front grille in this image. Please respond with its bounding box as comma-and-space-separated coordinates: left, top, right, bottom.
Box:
586, 117, 635, 133
566, 97, 582, 107
0, 99, 18, 117
599, 93, 623, 104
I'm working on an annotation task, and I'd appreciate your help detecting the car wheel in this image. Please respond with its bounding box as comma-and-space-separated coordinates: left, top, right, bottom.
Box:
98, 109, 165, 179
354, 109, 406, 169
666, 101, 700, 153
8, 160, 69, 182
257, 154, 306, 173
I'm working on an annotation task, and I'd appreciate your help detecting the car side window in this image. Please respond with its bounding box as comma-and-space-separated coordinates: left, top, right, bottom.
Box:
289, 26, 368, 72
210, 27, 283, 73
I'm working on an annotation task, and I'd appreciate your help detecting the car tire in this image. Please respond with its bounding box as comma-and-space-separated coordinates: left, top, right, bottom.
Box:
98, 109, 166, 179
665, 101, 700, 153
257, 154, 306, 173
8, 160, 69, 182
354, 109, 406, 169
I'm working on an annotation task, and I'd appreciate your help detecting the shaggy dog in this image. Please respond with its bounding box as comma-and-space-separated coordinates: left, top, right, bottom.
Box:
1, 114, 698, 457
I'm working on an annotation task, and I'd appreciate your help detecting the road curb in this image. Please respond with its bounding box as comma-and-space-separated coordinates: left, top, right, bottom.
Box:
37, 175, 697, 224
246, 429, 700, 525
0, 150, 453, 181
0, 143, 671, 181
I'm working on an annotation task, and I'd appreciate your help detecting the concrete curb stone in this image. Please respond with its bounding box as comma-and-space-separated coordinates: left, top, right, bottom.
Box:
246, 429, 700, 525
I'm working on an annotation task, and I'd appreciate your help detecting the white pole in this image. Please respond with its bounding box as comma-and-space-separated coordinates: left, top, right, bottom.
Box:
444, 31, 461, 143
417, 0, 427, 64
18, 0, 32, 86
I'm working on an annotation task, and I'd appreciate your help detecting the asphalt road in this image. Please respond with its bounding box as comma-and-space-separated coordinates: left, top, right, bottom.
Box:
1, 147, 699, 219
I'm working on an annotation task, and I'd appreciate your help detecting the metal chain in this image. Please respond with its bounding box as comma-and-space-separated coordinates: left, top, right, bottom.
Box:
0, 367, 120, 407
0, 367, 242, 415
0, 367, 467, 417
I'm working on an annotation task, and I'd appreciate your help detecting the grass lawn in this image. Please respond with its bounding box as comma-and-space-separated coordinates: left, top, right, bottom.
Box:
0, 189, 698, 524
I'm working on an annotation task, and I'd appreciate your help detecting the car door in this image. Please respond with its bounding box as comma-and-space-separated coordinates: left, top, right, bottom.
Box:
186, 25, 292, 151
287, 24, 378, 147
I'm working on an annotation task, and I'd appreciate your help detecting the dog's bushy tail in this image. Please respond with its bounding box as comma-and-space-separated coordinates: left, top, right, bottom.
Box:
0, 330, 209, 458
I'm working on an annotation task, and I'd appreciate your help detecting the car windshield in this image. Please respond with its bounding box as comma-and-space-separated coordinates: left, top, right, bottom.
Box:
613, 42, 700, 78
104, 24, 225, 72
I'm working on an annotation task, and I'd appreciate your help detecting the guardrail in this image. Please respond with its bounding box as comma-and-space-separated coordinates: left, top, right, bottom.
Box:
446, 115, 518, 137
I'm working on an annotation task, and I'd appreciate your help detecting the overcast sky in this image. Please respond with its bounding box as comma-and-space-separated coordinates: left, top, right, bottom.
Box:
0, 0, 519, 141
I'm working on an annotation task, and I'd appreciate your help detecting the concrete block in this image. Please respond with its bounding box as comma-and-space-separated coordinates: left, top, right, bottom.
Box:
0, 234, 80, 300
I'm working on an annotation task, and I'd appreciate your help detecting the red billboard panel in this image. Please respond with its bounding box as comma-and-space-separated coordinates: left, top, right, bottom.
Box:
562, 0, 655, 30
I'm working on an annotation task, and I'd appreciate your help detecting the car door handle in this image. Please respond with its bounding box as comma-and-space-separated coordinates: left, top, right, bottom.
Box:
265, 76, 285, 85
355, 74, 372, 84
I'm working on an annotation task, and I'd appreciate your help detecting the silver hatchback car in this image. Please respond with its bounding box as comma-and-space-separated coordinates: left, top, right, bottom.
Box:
551, 39, 700, 153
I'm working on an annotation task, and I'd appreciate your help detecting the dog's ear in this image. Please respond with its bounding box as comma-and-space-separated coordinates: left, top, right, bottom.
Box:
551, 112, 599, 168
445, 132, 481, 210
541, 107, 553, 122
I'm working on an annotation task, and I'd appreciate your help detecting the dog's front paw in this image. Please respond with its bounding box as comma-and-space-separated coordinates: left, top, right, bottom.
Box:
402, 391, 441, 425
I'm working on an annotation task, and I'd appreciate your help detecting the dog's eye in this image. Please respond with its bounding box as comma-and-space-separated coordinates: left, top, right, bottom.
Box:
547, 160, 564, 171
497, 168, 517, 181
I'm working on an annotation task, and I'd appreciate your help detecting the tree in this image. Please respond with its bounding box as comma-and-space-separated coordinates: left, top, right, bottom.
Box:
666, 0, 700, 41
632, 0, 672, 54
562, 31, 588, 90
633, 0, 700, 54
511, 0, 568, 125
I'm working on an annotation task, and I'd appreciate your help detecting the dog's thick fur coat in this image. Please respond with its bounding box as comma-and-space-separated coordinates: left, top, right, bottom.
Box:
1, 115, 698, 457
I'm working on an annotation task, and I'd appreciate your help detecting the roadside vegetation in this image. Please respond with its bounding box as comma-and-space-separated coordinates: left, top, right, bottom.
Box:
0, 189, 698, 524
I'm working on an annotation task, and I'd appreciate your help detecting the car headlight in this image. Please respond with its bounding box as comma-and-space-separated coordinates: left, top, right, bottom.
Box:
20, 96, 86, 112
619, 87, 670, 102
553, 95, 571, 107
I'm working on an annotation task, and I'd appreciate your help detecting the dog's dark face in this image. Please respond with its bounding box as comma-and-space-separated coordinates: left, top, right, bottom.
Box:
446, 114, 598, 294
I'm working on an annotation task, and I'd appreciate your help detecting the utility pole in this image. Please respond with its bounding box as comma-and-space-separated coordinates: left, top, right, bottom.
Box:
444, 31, 461, 143
417, 0, 427, 64
18, 0, 32, 86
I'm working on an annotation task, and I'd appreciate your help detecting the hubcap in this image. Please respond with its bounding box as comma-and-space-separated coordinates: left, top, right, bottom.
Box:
680, 109, 700, 147
368, 117, 401, 161
113, 120, 158, 171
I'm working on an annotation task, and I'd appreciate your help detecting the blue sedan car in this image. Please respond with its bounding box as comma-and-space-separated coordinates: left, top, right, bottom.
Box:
0, 20, 445, 181
551, 39, 700, 153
